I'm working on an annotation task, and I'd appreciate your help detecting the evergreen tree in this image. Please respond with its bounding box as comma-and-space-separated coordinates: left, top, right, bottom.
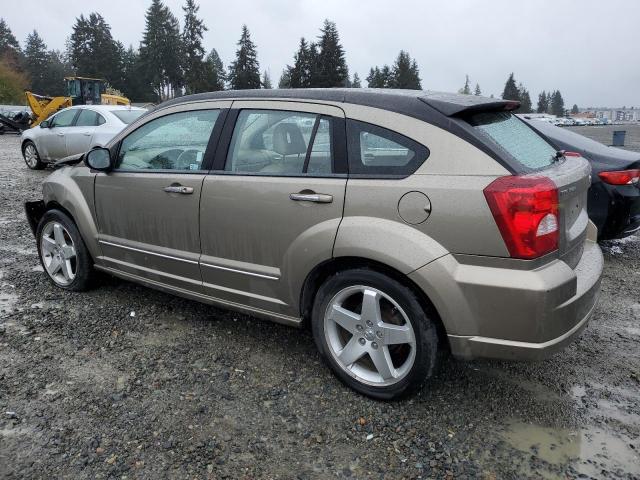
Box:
0, 18, 21, 65
139, 0, 184, 100
571, 104, 579, 114
352, 72, 361, 88
474, 83, 481, 96
391, 51, 421, 89
227, 25, 261, 90
550, 90, 565, 116
537, 90, 549, 113
289, 38, 316, 88
69, 13, 123, 86
501, 73, 520, 101
34, 50, 74, 97
366, 65, 393, 88
204, 48, 225, 91
517, 83, 532, 113
23, 31, 49, 93
117, 45, 154, 102
459, 74, 471, 94
315, 20, 348, 87
261, 70, 272, 89
278, 68, 291, 88
181, 0, 207, 94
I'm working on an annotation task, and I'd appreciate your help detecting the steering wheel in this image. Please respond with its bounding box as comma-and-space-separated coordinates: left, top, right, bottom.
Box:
175, 149, 202, 170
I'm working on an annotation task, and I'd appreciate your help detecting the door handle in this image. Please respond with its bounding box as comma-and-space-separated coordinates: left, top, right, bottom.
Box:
289, 192, 333, 203
83, 132, 92, 136
56, 132, 64, 137
163, 185, 194, 194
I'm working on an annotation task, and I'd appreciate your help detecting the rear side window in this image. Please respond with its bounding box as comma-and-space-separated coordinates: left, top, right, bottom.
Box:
468, 113, 557, 170
225, 110, 333, 176
75, 109, 99, 127
347, 120, 429, 176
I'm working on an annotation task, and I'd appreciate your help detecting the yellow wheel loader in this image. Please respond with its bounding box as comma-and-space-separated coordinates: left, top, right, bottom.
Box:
24, 77, 130, 127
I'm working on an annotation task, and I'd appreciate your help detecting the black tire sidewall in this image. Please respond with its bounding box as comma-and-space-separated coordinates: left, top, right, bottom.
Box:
36, 209, 93, 291
23, 141, 44, 170
312, 268, 438, 400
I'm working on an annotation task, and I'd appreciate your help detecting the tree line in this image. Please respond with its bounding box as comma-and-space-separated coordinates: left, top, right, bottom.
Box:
1, 2, 572, 113
500, 72, 567, 116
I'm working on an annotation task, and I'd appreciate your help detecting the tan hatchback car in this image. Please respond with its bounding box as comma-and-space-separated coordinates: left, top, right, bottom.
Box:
25, 89, 603, 399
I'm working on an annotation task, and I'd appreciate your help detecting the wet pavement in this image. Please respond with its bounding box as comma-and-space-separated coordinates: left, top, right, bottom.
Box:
0, 134, 639, 479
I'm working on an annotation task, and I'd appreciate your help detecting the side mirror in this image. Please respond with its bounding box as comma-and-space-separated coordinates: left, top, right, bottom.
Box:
40, 120, 50, 128
85, 148, 113, 172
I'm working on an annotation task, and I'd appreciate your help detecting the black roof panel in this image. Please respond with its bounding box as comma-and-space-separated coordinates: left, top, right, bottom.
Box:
159, 88, 519, 118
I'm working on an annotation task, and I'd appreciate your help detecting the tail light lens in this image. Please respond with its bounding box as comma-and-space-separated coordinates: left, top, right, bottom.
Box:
598, 169, 640, 185
484, 176, 559, 259
563, 151, 582, 157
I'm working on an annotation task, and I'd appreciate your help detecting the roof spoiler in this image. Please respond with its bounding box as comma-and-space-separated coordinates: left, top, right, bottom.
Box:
418, 92, 520, 117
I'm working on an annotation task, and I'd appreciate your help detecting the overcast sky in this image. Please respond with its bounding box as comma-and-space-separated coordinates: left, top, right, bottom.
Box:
4, 0, 639, 107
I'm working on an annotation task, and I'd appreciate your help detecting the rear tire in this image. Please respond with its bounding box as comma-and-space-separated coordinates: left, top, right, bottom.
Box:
23, 141, 45, 170
312, 268, 439, 400
36, 209, 94, 291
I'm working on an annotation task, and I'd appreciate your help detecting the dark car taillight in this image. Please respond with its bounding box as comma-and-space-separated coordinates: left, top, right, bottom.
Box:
484, 176, 559, 259
598, 169, 640, 186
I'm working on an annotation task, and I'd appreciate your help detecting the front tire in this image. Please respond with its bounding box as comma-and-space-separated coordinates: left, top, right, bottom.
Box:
23, 141, 45, 170
36, 210, 94, 291
312, 269, 439, 400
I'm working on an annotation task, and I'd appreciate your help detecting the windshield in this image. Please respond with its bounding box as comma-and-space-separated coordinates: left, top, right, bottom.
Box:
468, 112, 558, 170
111, 110, 145, 124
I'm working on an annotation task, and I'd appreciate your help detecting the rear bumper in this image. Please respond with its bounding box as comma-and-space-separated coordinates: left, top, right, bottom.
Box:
594, 182, 640, 240
409, 230, 603, 361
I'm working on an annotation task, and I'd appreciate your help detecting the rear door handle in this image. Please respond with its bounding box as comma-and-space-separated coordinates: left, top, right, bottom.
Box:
56, 132, 64, 137
163, 185, 194, 194
83, 132, 92, 136
289, 193, 333, 203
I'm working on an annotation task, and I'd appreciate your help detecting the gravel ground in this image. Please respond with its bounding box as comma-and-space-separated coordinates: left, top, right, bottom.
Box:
0, 133, 639, 479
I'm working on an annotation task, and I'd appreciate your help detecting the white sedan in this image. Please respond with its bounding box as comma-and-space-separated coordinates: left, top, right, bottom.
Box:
21, 105, 146, 169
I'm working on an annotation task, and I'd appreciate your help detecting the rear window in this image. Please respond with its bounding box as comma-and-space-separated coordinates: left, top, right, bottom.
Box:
468, 112, 557, 170
111, 110, 145, 124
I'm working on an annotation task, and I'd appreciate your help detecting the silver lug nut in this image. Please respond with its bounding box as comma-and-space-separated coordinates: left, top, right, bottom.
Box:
376, 331, 383, 338
356, 325, 363, 331
371, 342, 378, 349
358, 338, 366, 345
366, 320, 373, 327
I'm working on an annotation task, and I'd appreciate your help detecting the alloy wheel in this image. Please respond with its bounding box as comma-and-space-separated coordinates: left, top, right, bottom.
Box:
40, 221, 77, 286
324, 285, 417, 387
24, 144, 39, 168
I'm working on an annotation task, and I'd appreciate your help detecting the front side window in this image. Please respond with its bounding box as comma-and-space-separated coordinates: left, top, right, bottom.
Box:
468, 112, 558, 170
116, 110, 219, 171
225, 110, 333, 175
51, 109, 77, 128
347, 120, 429, 176
75, 109, 99, 127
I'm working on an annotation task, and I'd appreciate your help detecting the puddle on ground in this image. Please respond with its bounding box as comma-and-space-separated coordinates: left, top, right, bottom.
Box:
0, 290, 18, 314
500, 421, 640, 478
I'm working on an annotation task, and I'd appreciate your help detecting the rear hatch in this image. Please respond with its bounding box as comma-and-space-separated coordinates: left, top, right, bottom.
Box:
466, 111, 591, 268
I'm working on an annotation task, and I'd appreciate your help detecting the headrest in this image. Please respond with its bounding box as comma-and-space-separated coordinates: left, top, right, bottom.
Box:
272, 123, 307, 156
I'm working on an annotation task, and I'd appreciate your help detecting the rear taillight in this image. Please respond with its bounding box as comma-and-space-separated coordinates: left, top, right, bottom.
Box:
598, 169, 640, 185
563, 151, 581, 157
484, 176, 559, 259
